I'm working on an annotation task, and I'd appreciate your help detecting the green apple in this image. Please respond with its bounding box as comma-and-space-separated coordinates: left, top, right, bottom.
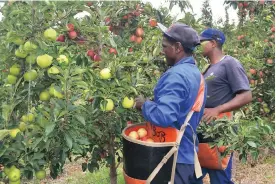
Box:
264, 107, 270, 113
26, 54, 37, 65
7, 166, 21, 182
27, 113, 34, 122
7, 75, 17, 84
9, 64, 21, 76
18, 122, 26, 132
44, 28, 57, 41
49, 86, 63, 99
4, 165, 16, 175
122, 97, 134, 108
15, 49, 28, 58
23, 41, 37, 52
47, 66, 60, 75
21, 115, 28, 122
100, 68, 111, 79
39, 91, 50, 101
9, 179, 21, 184
24, 70, 38, 81
143, 57, 149, 63
101, 99, 114, 111
12, 38, 24, 45
35, 170, 46, 180
9, 128, 20, 139
57, 55, 69, 65
37, 54, 53, 68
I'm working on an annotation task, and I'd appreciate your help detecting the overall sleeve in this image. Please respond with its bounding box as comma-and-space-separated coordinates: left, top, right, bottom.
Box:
142, 72, 190, 127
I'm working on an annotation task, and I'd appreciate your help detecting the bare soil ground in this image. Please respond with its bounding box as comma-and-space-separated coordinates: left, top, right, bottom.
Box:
5, 154, 273, 184
42, 154, 274, 184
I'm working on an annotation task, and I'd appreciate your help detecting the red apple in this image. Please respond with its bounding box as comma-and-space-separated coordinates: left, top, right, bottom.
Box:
67, 23, 74, 32
135, 36, 143, 44
243, 2, 249, 8
105, 17, 111, 25
146, 138, 154, 143
126, 121, 132, 126
86, 2, 93, 7
128, 48, 133, 52
218, 146, 226, 153
109, 48, 117, 55
258, 98, 263, 102
56, 34, 65, 42
133, 11, 141, 17
140, 136, 148, 141
259, 0, 265, 4
149, 18, 157, 27
129, 131, 139, 140
267, 58, 273, 64
238, 3, 243, 9
93, 54, 101, 62
87, 49, 95, 58
130, 35, 136, 42
137, 128, 147, 138
259, 71, 264, 78
136, 27, 144, 37
68, 31, 77, 39
249, 69, 256, 75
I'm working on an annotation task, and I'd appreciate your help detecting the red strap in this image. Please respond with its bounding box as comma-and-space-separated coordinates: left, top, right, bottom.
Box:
192, 75, 205, 112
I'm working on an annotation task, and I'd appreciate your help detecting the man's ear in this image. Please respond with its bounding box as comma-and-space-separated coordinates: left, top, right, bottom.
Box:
175, 42, 183, 53
211, 40, 217, 48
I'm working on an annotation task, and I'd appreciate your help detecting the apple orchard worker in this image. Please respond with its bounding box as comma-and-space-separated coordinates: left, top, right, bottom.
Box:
135, 23, 207, 184
191, 28, 252, 184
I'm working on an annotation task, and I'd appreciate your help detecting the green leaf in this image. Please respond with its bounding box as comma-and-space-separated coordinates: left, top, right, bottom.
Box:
88, 161, 99, 173
45, 123, 56, 136
33, 153, 44, 160
65, 134, 73, 149
31, 137, 43, 149
109, 37, 117, 48
75, 116, 86, 125
0, 129, 10, 140
82, 163, 87, 172
247, 141, 257, 148
130, 86, 138, 95
58, 110, 67, 119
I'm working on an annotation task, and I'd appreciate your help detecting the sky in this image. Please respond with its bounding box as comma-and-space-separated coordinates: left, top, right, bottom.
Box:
142, 0, 239, 25
0, 0, 239, 24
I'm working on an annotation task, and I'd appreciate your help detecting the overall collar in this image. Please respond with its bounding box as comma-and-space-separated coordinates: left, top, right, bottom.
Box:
173, 56, 195, 67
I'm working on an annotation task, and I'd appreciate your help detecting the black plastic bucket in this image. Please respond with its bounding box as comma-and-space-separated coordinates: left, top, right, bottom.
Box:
122, 123, 178, 184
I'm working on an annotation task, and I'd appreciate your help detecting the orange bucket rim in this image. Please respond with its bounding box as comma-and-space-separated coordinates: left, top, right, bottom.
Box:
122, 123, 176, 147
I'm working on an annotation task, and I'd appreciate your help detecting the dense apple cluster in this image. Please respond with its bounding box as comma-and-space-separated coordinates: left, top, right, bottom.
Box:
128, 128, 154, 143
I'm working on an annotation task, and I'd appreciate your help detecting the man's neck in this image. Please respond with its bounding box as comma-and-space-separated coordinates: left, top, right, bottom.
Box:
174, 53, 191, 65
208, 51, 225, 65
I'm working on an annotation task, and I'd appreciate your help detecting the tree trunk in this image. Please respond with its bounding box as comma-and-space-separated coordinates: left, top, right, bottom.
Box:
109, 135, 117, 184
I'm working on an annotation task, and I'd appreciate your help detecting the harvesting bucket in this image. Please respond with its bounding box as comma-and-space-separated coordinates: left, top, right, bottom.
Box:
122, 123, 178, 184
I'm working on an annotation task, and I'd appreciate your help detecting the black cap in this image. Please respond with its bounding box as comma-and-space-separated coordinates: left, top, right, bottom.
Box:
158, 22, 200, 50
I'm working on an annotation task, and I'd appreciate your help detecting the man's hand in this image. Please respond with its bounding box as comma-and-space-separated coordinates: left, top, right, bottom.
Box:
134, 95, 148, 110
203, 107, 221, 124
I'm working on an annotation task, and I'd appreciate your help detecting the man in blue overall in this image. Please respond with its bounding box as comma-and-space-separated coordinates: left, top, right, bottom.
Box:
193, 28, 252, 184
135, 23, 207, 184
